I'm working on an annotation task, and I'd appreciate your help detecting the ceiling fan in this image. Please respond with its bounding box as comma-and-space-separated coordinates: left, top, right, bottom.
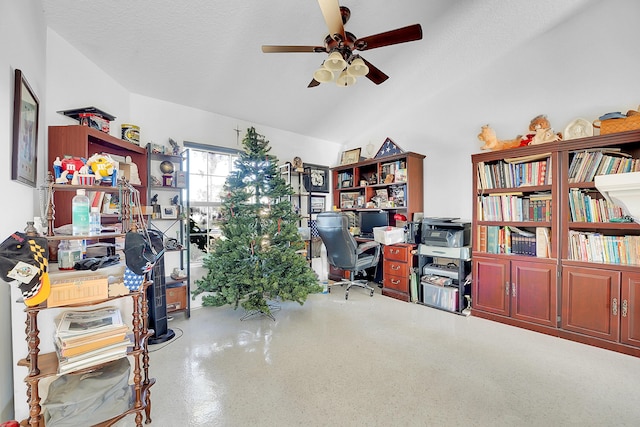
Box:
261, 0, 423, 87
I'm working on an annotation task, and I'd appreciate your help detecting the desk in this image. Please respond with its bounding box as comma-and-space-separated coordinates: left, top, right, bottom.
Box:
327, 240, 416, 302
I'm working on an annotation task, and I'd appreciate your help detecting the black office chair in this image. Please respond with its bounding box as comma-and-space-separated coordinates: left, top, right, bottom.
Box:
316, 212, 381, 300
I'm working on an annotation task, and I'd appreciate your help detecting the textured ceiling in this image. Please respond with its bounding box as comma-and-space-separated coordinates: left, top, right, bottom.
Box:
41, 0, 591, 145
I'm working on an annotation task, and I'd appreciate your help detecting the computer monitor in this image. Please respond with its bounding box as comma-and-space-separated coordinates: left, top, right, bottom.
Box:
359, 211, 389, 236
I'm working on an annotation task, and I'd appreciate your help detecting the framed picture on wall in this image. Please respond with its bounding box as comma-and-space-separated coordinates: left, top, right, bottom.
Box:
310, 196, 326, 213
303, 163, 330, 193
12, 69, 40, 188
340, 148, 361, 165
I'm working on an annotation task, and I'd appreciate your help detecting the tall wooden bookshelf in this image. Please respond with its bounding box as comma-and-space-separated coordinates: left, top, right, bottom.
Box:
471, 130, 640, 357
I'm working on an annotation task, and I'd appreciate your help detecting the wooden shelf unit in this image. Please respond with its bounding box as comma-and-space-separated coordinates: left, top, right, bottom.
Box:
18, 288, 155, 427
331, 152, 425, 224
471, 129, 640, 357
47, 125, 148, 227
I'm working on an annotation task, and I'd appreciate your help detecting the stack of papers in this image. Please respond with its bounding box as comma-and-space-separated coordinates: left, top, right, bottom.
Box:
55, 307, 130, 374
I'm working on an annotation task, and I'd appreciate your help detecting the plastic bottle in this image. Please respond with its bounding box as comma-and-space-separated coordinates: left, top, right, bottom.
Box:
58, 240, 81, 270
72, 189, 90, 236
89, 207, 101, 235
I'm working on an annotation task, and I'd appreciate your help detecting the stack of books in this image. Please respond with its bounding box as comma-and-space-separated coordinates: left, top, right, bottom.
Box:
54, 307, 131, 375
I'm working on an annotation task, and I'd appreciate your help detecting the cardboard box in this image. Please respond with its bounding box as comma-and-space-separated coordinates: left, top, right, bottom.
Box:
373, 226, 405, 245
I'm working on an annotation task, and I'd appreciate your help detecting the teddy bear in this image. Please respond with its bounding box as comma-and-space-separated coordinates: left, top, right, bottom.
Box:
519, 114, 561, 146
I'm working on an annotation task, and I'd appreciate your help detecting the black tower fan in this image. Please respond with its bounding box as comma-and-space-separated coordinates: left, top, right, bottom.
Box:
147, 231, 175, 344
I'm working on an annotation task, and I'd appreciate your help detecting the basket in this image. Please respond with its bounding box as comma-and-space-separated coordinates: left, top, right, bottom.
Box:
594, 114, 640, 135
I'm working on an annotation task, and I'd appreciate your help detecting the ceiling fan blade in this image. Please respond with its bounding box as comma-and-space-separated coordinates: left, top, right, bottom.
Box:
361, 57, 389, 85
308, 79, 321, 88
318, 0, 345, 41
262, 45, 325, 53
356, 24, 423, 51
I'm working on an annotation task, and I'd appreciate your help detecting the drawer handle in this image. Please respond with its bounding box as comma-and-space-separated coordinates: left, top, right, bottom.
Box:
391, 265, 401, 271
391, 279, 400, 285
390, 249, 400, 254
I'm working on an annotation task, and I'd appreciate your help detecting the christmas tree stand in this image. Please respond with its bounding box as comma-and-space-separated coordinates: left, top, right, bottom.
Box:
240, 302, 281, 321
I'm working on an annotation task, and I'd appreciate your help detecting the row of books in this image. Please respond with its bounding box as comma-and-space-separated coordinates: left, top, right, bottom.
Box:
478, 193, 552, 222
568, 231, 640, 265
477, 158, 550, 190
568, 149, 640, 183
477, 225, 550, 257
55, 307, 131, 375
568, 189, 626, 222
381, 160, 407, 184
336, 171, 354, 188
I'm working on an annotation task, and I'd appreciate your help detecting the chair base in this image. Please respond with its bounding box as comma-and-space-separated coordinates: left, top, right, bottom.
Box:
329, 279, 375, 300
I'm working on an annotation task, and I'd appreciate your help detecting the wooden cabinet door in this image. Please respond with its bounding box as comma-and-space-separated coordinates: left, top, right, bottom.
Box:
621, 272, 640, 347
511, 260, 557, 327
562, 266, 620, 342
472, 256, 510, 316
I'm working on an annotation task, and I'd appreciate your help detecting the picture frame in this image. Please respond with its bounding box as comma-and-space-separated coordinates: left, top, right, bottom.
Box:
12, 69, 40, 188
340, 192, 361, 209
340, 148, 361, 165
160, 205, 178, 219
310, 196, 326, 213
303, 163, 330, 193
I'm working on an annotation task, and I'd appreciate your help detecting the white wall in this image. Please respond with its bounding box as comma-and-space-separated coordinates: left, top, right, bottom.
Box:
0, 0, 46, 421
345, 0, 640, 218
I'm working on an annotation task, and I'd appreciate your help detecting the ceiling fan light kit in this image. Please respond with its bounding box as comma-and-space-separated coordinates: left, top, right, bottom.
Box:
313, 66, 334, 83
261, 1, 423, 88
324, 51, 347, 71
336, 70, 357, 87
347, 57, 369, 77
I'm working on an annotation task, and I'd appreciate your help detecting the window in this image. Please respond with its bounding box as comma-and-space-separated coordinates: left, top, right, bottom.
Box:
184, 142, 240, 256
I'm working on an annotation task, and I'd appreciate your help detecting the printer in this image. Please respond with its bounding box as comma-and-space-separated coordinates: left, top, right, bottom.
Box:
421, 217, 471, 248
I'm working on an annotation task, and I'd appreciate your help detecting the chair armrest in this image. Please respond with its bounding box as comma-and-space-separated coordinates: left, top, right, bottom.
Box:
356, 241, 380, 255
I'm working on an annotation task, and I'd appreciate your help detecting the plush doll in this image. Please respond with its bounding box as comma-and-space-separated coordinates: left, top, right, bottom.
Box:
86, 153, 116, 177
520, 115, 561, 146
478, 125, 521, 151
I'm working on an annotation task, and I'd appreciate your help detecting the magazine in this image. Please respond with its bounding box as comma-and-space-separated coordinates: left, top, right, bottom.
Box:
56, 307, 124, 338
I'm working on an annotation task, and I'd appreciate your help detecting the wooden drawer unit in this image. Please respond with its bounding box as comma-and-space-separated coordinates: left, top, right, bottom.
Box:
166, 284, 187, 312
382, 243, 415, 302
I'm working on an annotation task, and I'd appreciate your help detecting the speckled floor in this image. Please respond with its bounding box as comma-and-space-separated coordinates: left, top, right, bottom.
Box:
144, 286, 640, 426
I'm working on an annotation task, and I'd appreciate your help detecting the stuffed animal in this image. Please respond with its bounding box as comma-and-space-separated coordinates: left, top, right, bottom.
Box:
478, 125, 521, 151
86, 153, 115, 178
520, 115, 561, 146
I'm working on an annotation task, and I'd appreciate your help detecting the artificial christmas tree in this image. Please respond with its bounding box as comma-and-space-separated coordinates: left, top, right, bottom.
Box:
192, 127, 321, 318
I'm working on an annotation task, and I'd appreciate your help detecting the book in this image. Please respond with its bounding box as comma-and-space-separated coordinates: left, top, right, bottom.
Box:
57, 340, 130, 375
536, 227, 550, 258
57, 324, 129, 348
486, 226, 500, 254
57, 332, 129, 358
477, 225, 487, 252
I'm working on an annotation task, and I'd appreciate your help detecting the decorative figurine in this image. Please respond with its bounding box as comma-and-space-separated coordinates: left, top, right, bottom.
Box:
160, 161, 174, 186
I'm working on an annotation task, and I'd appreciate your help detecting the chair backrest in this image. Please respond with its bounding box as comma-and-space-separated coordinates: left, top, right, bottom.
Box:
316, 212, 358, 270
